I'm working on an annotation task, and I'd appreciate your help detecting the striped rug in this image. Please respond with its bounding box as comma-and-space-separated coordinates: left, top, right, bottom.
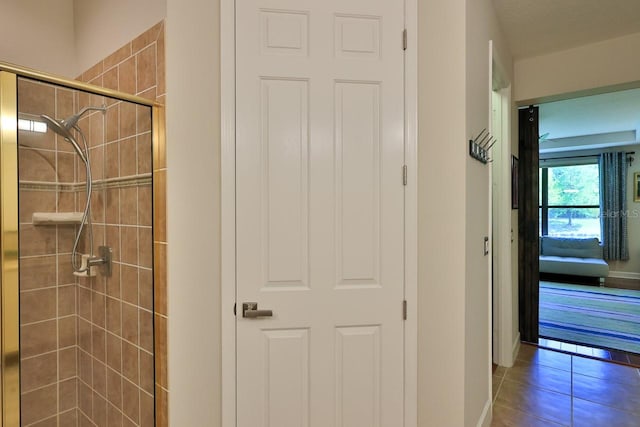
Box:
539, 281, 640, 354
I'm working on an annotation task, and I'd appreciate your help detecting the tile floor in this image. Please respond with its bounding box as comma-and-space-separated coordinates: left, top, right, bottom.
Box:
538, 338, 640, 367
491, 343, 640, 426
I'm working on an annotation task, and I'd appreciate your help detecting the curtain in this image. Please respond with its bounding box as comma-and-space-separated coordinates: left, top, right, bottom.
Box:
600, 152, 629, 260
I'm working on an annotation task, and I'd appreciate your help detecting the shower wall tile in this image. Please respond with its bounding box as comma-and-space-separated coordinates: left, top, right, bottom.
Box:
17, 79, 55, 117
19, 255, 57, 290
19, 149, 56, 182
76, 20, 168, 427
19, 70, 82, 418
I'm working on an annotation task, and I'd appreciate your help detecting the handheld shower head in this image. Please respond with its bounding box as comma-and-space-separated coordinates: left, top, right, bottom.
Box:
40, 114, 87, 163
62, 105, 107, 130
40, 105, 106, 163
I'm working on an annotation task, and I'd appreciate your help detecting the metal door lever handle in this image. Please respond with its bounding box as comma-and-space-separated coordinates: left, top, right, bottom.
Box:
242, 302, 273, 318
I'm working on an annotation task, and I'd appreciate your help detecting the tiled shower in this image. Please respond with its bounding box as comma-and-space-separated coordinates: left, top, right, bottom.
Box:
17, 74, 155, 425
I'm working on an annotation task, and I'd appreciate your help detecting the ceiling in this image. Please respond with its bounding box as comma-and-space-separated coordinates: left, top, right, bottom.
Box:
492, 0, 640, 59
539, 88, 640, 154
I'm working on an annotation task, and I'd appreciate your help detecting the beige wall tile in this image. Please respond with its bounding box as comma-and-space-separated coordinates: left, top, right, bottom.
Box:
106, 297, 122, 337
106, 188, 120, 225
106, 332, 123, 374
92, 325, 107, 362
83, 61, 104, 83
121, 227, 138, 265
138, 185, 152, 226
139, 228, 152, 269
139, 310, 153, 353
118, 57, 136, 96
120, 102, 137, 140
21, 352, 57, 392
59, 409, 78, 426
136, 45, 157, 94
122, 303, 139, 345
92, 291, 106, 328
78, 318, 92, 353
89, 146, 105, 182
104, 43, 133, 70
103, 66, 119, 92
19, 190, 56, 223
18, 78, 55, 116
106, 103, 120, 143
58, 315, 77, 348
140, 390, 154, 427
57, 152, 76, 183
120, 137, 137, 178
121, 265, 139, 305
157, 28, 166, 96
122, 379, 140, 424
20, 255, 56, 290
19, 149, 56, 182
120, 187, 138, 225
107, 402, 124, 427
21, 383, 57, 425
139, 268, 153, 311
21, 320, 57, 358
122, 341, 139, 385
18, 129, 55, 151
106, 262, 121, 298
137, 133, 152, 175
107, 366, 123, 409
59, 378, 77, 412
78, 381, 92, 418
59, 347, 77, 379
58, 285, 76, 317
106, 142, 120, 179
139, 350, 154, 395
20, 287, 56, 324
20, 224, 57, 256
93, 359, 107, 397
58, 254, 75, 286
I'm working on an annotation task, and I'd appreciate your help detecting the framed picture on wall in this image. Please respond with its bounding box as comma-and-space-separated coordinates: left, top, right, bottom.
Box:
635, 172, 640, 202
511, 155, 519, 209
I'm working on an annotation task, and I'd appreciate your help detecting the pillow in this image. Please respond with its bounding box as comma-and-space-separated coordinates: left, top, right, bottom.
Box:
541, 237, 602, 259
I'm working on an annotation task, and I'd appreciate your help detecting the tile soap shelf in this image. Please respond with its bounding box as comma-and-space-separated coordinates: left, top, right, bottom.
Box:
32, 212, 83, 225
469, 128, 495, 164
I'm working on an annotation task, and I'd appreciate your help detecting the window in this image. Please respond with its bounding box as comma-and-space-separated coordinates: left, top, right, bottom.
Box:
539, 163, 601, 239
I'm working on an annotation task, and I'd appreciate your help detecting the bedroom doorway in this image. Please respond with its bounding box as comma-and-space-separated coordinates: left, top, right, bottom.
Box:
521, 89, 640, 365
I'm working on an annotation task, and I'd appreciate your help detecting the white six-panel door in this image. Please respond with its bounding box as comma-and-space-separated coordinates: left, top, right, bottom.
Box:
236, 0, 406, 425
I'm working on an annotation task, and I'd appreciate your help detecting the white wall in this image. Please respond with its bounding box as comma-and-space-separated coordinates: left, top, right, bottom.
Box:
74, 0, 167, 73
0, 0, 76, 77
165, 0, 222, 425
464, 0, 513, 424
514, 31, 640, 105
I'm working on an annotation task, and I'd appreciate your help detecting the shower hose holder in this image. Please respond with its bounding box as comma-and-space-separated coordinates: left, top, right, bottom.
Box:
74, 246, 112, 277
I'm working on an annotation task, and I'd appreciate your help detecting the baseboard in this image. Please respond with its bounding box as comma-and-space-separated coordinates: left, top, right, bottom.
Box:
476, 398, 492, 427
511, 332, 521, 363
608, 271, 640, 280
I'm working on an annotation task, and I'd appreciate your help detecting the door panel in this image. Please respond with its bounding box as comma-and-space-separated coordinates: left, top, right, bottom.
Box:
236, 0, 405, 425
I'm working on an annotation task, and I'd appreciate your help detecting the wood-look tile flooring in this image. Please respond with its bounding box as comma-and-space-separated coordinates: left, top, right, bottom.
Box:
492, 344, 640, 426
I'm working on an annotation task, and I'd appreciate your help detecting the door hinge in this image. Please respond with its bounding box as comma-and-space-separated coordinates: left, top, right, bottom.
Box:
233, 303, 237, 316
403, 300, 407, 320
402, 165, 408, 186
402, 29, 407, 50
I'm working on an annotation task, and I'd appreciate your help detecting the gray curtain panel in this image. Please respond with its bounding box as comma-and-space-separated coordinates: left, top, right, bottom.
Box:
599, 152, 629, 260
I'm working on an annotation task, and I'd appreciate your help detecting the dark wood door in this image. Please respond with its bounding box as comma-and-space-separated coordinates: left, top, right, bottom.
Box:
518, 106, 539, 343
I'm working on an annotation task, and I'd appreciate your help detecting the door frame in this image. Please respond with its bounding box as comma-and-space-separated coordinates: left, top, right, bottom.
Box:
220, 0, 418, 425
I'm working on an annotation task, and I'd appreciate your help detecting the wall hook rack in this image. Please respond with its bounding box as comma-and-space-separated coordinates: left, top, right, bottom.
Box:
469, 128, 495, 164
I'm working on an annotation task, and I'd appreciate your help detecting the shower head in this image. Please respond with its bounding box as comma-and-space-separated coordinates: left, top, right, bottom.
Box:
40, 105, 106, 163
40, 114, 87, 163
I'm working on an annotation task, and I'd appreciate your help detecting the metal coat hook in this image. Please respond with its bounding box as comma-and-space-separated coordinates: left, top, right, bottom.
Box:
469, 128, 494, 164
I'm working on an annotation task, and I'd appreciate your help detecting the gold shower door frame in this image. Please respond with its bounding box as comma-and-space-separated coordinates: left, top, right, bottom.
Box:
0, 62, 165, 426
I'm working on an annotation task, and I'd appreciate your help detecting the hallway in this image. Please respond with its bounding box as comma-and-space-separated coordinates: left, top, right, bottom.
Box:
492, 344, 640, 426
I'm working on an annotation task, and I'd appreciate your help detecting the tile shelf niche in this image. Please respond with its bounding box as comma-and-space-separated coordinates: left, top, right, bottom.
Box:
32, 211, 83, 225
